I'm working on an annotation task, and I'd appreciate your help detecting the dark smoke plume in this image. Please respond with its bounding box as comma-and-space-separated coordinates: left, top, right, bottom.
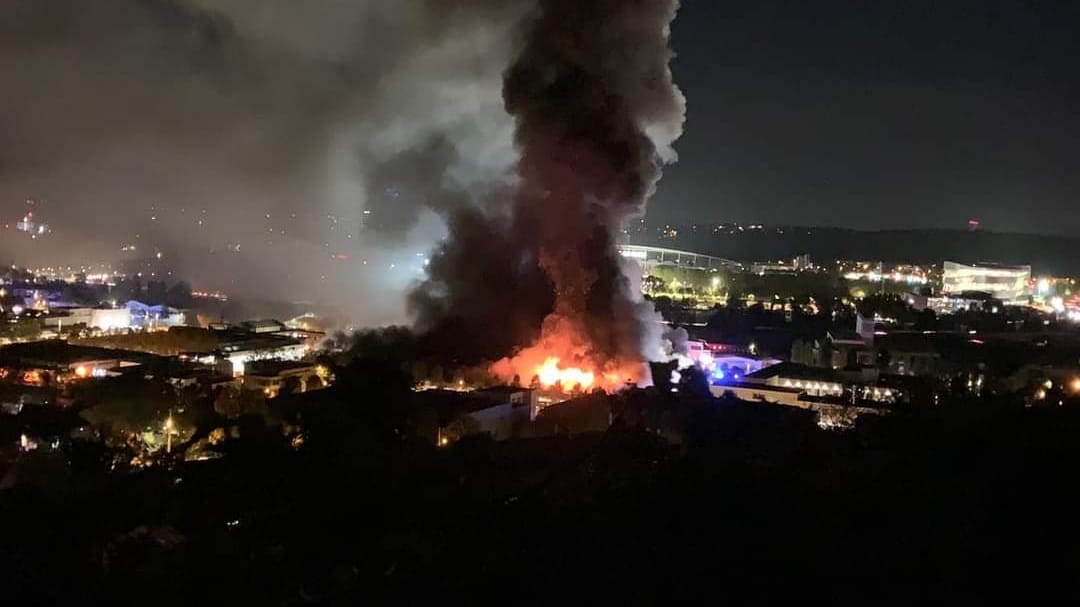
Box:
411, 0, 685, 369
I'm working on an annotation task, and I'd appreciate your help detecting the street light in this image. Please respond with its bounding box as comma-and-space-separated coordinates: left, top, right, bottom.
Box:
164, 415, 174, 454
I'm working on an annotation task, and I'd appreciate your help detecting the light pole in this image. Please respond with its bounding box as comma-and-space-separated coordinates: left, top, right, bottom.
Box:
164, 413, 174, 454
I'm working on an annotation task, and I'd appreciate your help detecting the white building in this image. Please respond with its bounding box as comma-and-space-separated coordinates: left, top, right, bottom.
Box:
43, 307, 132, 331
218, 339, 308, 377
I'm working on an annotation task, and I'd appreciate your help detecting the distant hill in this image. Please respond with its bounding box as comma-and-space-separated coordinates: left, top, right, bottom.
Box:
633, 227, 1080, 275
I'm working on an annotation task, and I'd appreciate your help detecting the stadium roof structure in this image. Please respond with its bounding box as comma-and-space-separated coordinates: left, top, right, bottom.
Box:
617, 244, 742, 271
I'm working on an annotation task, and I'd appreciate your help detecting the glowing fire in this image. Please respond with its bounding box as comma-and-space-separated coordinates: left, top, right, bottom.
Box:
491, 320, 647, 394
536, 357, 595, 391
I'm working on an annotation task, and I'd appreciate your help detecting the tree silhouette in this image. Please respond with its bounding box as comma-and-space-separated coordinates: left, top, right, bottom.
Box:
166, 281, 193, 308
281, 376, 304, 396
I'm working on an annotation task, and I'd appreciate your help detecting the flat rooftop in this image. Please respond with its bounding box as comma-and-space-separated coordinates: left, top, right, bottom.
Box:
745, 362, 846, 384
0, 340, 161, 367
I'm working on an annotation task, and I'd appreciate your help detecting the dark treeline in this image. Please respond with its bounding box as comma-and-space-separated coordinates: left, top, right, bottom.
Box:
4, 354, 1080, 602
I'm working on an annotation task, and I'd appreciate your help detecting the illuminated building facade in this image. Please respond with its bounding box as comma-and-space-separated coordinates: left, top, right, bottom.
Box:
14, 212, 50, 236
941, 261, 1031, 304
125, 301, 186, 329
214, 337, 308, 377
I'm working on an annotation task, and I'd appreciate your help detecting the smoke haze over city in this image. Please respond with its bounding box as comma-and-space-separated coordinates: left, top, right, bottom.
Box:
0, 0, 535, 324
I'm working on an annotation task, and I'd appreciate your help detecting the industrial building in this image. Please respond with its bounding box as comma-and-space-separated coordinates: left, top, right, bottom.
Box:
243, 360, 328, 398
183, 334, 308, 377
708, 362, 899, 428
42, 307, 131, 332
0, 342, 157, 386
412, 386, 541, 444
41, 300, 187, 332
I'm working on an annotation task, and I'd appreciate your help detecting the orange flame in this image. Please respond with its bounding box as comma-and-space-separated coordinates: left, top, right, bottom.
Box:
492, 346, 646, 395
490, 314, 648, 394
536, 357, 595, 391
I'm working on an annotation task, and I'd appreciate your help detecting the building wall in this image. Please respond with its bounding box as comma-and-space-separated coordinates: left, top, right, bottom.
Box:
466, 403, 536, 441
91, 309, 133, 331
712, 384, 805, 407
710, 384, 885, 424
43, 308, 133, 330
226, 344, 308, 376
243, 367, 320, 397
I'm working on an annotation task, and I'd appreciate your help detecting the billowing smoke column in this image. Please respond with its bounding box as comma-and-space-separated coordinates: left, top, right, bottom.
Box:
412, 0, 685, 390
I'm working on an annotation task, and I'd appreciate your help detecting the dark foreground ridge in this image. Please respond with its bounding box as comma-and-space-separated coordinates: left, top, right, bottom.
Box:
3, 381, 1080, 603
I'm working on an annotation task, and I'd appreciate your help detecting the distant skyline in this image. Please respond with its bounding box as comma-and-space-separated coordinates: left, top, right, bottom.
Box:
2, 0, 1079, 321
656, 0, 1080, 234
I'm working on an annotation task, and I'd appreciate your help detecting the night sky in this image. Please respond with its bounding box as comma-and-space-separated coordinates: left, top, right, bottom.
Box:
660, 0, 1080, 233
